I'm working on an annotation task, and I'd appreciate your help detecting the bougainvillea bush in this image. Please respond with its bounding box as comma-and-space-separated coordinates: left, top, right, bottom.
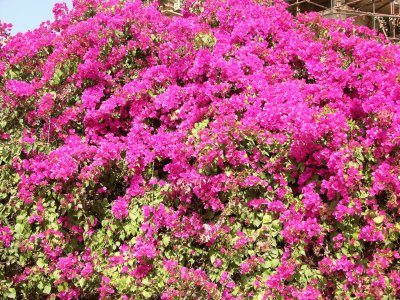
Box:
1, 0, 400, 298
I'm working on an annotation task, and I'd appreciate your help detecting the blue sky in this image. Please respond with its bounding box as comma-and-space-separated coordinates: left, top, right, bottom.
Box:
0, 0, 72, 35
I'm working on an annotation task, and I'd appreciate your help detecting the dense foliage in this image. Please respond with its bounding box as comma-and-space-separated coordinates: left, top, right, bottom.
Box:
1, 0, 400, 298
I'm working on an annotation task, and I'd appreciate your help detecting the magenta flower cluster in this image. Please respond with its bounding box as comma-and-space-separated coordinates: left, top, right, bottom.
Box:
1, 0, 400, 298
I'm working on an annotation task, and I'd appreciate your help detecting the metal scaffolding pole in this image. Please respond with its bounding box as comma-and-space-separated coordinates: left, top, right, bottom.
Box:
373, 0, 376, 30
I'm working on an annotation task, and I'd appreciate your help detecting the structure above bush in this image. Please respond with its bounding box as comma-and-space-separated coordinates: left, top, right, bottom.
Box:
286, 0, 400, 40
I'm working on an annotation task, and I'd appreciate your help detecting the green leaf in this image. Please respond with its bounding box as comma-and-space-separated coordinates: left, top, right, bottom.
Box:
43, 285, 51, 294
37, 258, 45, 268
263, 261, 271, 268
373, 215, 384, 224
162, 236, 170, 247
142, 291, 152, 299
6, 288, 16, 299
253, 218, 262, 227
262, 214, 272, 224
78, 278, 86, 287
15, 223, 23, 234
271, 259, 280, 268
